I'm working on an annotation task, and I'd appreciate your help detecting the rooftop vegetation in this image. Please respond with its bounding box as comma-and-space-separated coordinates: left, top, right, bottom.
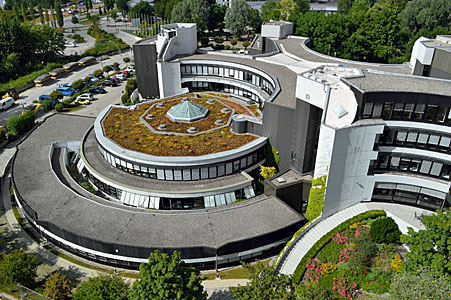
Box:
102, 93, 258, 156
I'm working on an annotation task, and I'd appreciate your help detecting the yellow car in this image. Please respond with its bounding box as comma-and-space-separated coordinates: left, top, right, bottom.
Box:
75, 99, 90, 105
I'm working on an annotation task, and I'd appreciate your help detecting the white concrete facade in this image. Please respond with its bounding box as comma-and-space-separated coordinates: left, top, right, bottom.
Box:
261, 21, 293, 39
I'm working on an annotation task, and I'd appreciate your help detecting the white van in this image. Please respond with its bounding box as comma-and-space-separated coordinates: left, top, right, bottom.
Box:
0, 97, 14, 111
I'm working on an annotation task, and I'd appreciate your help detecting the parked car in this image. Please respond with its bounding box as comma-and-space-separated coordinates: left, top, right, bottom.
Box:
75, 99, 90, 105
66, 42, 77, 48
76, 93, 93, 101
56, 86, 75, 96
0, 97, 14, 111
118, 70, 131, 77
101, 79, 117, 87
113, 73, 126, 81
64, 28, 74, 33
89, 87, 107, 94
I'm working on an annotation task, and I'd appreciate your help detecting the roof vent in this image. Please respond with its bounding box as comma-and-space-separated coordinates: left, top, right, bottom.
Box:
158, 124, 167, 130
277, 177, 286, 183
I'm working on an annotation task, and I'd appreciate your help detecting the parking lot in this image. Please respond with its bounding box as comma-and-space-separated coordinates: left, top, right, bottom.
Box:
0, 52, 132, 126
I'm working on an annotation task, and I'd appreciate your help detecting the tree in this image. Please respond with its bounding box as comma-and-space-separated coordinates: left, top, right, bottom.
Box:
261, 0, 278, 22
51, 8, 56, 27
73, 275, 129, 300
248, 8, 262, 32
225, 0, 249, 36
123, 57, 131, 63
0, 250, 39, 287
28, 6, 35, 22
295, 0, 309, 14
230, 39, 237, 49
116, 0, 129, 12
401, 209, 451, 277
242, 41, 250, 49
72, 15, 79, 24
171, 0, 210, 31
13, 3, 20, 22
43, 273, 71, 300
128, 250, 206, 300
111, 11, 118, 20
277, 0, 297, 20
400, 0, 451, 35
338, 0, 353, 14
44, 8, 50, 23
388, 267, 451, 300
232, 262, 295, 300
207, 3, 226, 32
55, 0, 64, 28
130, 1, 154, 16
21, 2, 27, 21
370, 216, 401, 244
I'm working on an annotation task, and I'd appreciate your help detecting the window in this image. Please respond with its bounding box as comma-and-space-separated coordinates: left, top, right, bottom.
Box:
437, 107, 447, 123
425, 105, 437, 121
413, 104, 425, 120
382, 103, 393, 119
363, 102, 373, 118
402, 103, 414, 119
392, 103, 404, 119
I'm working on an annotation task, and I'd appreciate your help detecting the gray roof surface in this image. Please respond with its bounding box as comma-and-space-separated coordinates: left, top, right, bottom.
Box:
345, 70, 451, 97
13, 114, 303, 249
180, 53, 298, 108
276, 38, 412, 75
83, 128, 252, 193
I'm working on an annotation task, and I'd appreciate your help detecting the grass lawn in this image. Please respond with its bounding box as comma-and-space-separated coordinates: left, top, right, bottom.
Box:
202, 259, 270, 280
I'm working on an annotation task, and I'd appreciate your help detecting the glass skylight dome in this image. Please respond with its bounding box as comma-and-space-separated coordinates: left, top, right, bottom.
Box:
166, 100, 209, 122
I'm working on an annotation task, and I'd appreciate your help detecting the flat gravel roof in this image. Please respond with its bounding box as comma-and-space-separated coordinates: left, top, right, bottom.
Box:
346, 70, 451, 97
12, 114, 303, 249
179, 54, 298, 108
276, 38, 412, 75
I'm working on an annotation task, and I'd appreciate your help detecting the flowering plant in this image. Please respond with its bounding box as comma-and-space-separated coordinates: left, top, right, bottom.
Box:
332, 232, 350, 244
339, 248, 355, 263
305, 258, 323, 282
333, 274, 357, 298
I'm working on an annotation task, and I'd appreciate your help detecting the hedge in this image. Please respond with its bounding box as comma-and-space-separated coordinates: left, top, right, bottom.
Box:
292, 210, 386, 283
305, 174, 327, 221
5, 111, 35, 136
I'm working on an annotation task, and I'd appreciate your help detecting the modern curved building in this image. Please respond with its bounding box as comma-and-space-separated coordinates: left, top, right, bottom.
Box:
10, 23, 451, 269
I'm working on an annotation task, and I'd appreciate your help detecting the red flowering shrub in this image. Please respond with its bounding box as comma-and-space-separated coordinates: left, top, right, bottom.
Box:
305, 258, 324, 282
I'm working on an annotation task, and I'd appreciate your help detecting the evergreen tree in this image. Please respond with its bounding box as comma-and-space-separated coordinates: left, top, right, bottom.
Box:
55, 0, 64, 27
44, 7, 50, 23
225, 0, 249, 35
51, 7, 56, 27
28, 6, 35, 21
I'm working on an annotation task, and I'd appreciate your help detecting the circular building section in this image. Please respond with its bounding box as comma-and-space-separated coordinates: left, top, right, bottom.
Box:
81, 92, 268, 210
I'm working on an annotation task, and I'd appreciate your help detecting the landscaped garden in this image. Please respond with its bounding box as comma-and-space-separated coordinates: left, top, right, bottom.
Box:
294, 214, 406, 299
102, 92, 259, 156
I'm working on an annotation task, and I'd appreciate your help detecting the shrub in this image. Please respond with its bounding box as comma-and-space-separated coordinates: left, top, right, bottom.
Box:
123, 57, 130, 63
72, 79, 84, 91
214, 36, 224, 44
84, 76, 91, 82
305, 174, 327, 221
50, 90, 63, 100
41, 100, 53, 111
316, 240, 346, 264
370, 217, 401, 244
348, 230, 377, 272
243, 41, 250, 49
43, 273, 71, 300
230, 39, 237, 48
93, 69, 103, 77
103, 65, 113, 73
113, 62, 120, 68
260, 165, 277, 179
0, 127, 6, 142
5, 110, 35, 135
55, 103, 64, 112
73, 275, 129, 300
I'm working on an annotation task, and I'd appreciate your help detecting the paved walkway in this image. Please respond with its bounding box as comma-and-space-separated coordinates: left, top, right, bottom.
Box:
277, 202, 432, 275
